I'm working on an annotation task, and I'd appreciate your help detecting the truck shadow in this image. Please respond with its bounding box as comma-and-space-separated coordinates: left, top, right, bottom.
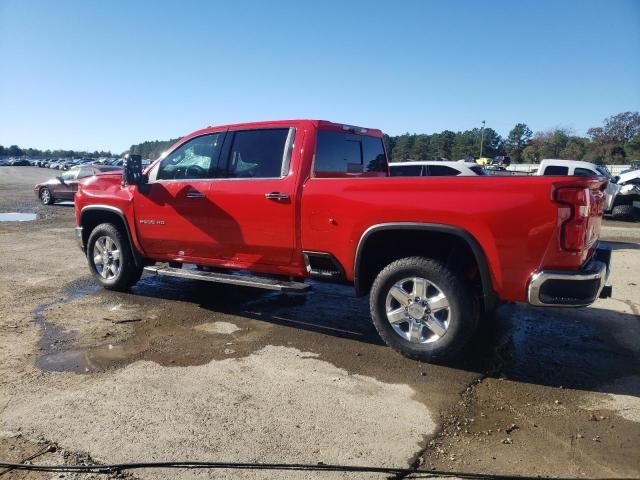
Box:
604, 240, 640, 250
130, 275, 639, 398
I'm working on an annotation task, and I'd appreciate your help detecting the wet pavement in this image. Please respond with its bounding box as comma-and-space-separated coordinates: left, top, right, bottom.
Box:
0, 212, 37, 221
1, 167, 639, 479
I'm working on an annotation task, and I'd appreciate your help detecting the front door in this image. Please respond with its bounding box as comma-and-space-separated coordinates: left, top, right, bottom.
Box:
56, 169, 79, 200
133, 133, 224, 259
206, 127, 297, 266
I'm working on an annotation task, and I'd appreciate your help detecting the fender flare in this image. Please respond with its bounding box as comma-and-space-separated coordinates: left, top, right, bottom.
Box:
80, 204, 143, 267
353, 222, 497, 309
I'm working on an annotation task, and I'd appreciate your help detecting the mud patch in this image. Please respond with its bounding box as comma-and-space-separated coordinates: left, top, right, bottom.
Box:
32, 280, 100, 354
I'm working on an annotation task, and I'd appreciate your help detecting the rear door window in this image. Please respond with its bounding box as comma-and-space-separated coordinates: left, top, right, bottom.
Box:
468, 166, 487, 176
543, 165, 569, 175
314, 130, 387, 177
427, 165, 461, 176
390, 165, 423, 176
221, 128, 291, 179
574, 167, 597, 176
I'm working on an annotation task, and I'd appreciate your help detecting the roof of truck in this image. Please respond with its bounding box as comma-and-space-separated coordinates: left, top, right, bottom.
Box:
198, 120, 384, 137
538, 159, 599, 169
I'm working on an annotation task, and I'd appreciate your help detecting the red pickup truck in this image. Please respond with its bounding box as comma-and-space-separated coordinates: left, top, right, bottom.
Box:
74, 120, 612, 362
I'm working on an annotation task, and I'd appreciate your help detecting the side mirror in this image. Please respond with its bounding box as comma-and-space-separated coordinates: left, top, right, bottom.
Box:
56, 175, 66, 185
123, 154, 145, 187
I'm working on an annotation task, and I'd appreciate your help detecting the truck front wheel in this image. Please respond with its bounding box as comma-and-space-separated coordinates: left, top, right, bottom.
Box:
86, 223, 143, 291
370, 257, 478, 362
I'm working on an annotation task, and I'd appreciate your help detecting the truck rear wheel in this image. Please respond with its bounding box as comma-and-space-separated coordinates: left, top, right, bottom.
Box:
370, 257, 478, 362
87, 223, 143, 291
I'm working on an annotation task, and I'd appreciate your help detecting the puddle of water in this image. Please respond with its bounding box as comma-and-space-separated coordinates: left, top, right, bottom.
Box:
32, 280, 100, 358
0, 212, 37, 221
36, 343, 141, 373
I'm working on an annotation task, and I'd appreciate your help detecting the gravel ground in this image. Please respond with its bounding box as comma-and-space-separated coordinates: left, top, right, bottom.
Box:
0, 167, 638, 479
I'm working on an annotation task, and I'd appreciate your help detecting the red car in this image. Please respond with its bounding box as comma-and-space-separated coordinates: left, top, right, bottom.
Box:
34, 165, 122, 205
73, 120, 612, 362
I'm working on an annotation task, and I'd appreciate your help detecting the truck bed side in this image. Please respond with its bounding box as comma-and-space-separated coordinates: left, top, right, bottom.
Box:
300, 175, 605, 302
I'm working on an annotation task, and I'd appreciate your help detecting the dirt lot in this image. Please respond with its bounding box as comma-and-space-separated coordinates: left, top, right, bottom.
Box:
0, 167, 639, 479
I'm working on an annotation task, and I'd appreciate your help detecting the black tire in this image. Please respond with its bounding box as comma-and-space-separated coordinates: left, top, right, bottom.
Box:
611, 204, 637, 221
86, 223, 143, 291
370, 256, 478, 362
40, 187, 54, 205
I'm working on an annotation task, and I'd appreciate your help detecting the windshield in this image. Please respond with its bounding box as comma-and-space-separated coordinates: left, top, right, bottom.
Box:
596, 165, 612, 178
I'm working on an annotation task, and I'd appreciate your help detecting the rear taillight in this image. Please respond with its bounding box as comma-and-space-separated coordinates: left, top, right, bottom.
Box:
555, 187, 591, 252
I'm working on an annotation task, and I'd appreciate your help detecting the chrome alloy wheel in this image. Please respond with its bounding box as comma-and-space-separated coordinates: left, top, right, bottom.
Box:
385, 277, 451, 344
40, 189, 51, 204
92, 235, 121, 280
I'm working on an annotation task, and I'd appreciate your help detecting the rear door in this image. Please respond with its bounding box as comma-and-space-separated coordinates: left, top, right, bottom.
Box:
205, 127, 297, 266
133, 133, 225, 258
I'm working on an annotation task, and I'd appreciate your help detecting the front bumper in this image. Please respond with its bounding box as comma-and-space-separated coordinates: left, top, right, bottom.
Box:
75, 226, 85, 251
528, 245, 612, 307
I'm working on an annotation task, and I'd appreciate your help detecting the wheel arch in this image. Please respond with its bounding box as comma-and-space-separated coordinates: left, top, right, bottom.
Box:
80, 205, 143, 267
353, 222, 497, 310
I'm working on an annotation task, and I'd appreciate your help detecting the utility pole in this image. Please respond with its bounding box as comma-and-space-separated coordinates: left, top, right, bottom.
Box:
479, 120, 486, 158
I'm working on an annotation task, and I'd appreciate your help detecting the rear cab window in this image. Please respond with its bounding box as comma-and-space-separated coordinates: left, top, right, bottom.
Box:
543, 165, 569, 175
314, 129, 388, 177
574, 167, 598, 176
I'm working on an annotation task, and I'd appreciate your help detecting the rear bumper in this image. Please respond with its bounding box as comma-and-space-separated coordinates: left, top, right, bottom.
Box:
527, 245, 612, 307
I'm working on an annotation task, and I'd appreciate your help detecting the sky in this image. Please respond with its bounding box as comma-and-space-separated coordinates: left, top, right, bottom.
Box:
0, 0, 639, 153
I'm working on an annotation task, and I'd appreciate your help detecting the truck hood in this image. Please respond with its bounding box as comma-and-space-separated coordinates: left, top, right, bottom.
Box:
617, 169, 640, 185
77, 171, 123, 195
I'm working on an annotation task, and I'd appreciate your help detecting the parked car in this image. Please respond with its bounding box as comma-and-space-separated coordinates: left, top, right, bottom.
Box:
390, 160, 486, 177
34, 165, 123, 205
536, 159, 637, 219
8, 158, 30, 166
74, 120, 612, 362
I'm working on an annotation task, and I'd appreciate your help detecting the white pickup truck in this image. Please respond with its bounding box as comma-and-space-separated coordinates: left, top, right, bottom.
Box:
537, 159, 640, 219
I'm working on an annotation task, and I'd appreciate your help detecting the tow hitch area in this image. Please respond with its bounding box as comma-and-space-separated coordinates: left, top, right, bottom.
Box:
528, 244, 612, 307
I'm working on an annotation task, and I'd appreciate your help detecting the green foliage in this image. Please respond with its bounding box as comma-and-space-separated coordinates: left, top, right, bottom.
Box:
384, 112, 638, 165
129, 138, 181, 160
505, 123, 533, 163
624, 131, 640, 160
3, 112, 638, 165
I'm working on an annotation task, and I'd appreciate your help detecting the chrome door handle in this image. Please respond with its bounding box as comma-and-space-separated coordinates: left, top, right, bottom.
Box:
264, 192, 289, 201
185, 191, 205, 199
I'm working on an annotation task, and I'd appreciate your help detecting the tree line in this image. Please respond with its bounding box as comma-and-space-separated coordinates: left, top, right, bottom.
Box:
0, 145, 116, 159
127, 111, 638, 164
4, 111, 638, 165
128, 138, 181, 160
384, 111, 640, 164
